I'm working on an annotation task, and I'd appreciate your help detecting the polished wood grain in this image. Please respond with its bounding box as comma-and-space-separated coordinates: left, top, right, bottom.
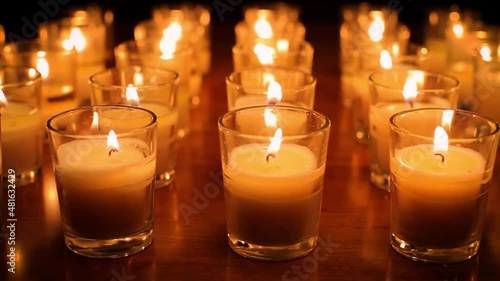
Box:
1, 20, 500, 281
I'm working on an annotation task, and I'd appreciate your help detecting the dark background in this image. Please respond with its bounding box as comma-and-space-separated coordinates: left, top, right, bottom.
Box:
0, 0, 497, 46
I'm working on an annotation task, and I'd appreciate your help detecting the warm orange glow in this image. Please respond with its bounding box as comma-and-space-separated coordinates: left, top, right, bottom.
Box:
452, 23, 464, 39
402, 76, 418, 101
0, 89, 8, 107
159, 22, 182, 60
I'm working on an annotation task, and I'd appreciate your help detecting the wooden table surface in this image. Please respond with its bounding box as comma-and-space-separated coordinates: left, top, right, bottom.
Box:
1, 19, 500, 281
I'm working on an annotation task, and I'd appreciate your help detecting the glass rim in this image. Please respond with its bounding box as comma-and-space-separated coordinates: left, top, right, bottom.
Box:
0, 66, 42, 88
46, 105, 158, 138
389, 107, 500, 141
218, 104, 331, 139
368, 68, 460, 93
89, 66, 180, 90
2, 38, 77, 54
114, 38, 195, 55
226, 65, 316, 93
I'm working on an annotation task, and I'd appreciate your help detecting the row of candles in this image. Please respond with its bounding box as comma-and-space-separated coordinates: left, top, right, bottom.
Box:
0, 1, 499, 264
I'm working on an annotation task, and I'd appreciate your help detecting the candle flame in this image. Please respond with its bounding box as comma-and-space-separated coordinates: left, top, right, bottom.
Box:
36, 54, 49, 79
402, 76, 418, 101
380, 50, 392, 69
0, 89, 8, 107
267, 128, 282, 154
254, 18, 272, 39
368, 17, 384, 42
264, 108, 277, 127
452, 23, 464, 39
159, 22, 182, 60
480, 45, 492, 62
276, 39, 289, 53
107, 130, 120, 150
125, 84, 140, 106
254, 43, 275, 64
441, 109, 454, 132
66, 27, 86, 51
433, 126, 448, 153
91, 111, 99, 130
266, 81, 282, 104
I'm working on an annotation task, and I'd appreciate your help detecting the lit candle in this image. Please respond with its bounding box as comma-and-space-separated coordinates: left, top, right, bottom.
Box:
224, 119, 324, 246
370, 74, 450, 174
0, 89, 43, 176
54, 127, 156, 238
390, 125, 486, 247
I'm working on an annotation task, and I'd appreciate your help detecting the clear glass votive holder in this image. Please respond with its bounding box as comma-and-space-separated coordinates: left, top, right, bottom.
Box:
369, 69, 459, 190
0, 66, 44, 186
1, 39, 78, 126
46, 105, 157, 259
89, 66, 179, 188
226, 66, 316, 111
348, 30, 413, 144
218, 105, 331, 261
389, 108, 499, 263
232, 41, 314, 73
39, 16, 107, 106
114, 39, 194, 139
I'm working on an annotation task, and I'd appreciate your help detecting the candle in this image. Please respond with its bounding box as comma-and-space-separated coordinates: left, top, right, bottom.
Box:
390, 132, 485, 248
388, 108, 499, 263
55, 135, 156, 238
369, 77, 450, 176
224, 142, 324, 246
1, 101, 43, 177
219, 105, 330, 261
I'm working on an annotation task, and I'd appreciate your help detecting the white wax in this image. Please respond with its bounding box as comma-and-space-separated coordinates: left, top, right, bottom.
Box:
1, 102, 43, 175
55, 138, 156, 238
224, 143, 324, 245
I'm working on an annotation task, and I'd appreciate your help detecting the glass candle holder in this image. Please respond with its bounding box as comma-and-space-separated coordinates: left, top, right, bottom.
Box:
232, 41, 314, 73
0, 66, 44, 186
46, 105, 157, 259
389, 108, 499, 263
90, 66, 179, 188
114, 39, 194, 139
134, 18, 206, 107
218, 105, 331, 261
226, 66, 316, 111
38, 16, 107, 106
350, 43, 425, 144
368, 69, 459, 190
1, 39, 78, 126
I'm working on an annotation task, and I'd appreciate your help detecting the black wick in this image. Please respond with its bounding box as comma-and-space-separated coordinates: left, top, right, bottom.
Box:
108, 148, 119, 157
434, 153, 445, 163
266, 153, 275, 163
409, 100, 414, 108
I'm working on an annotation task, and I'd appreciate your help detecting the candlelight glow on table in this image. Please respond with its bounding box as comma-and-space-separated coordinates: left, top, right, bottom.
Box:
90, 66, 179, 188
389, 108, 499, 263
46, 105, 157, 259
368, 69, 459, 190
218, 105, 331, 261
0, 66, 44, 186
